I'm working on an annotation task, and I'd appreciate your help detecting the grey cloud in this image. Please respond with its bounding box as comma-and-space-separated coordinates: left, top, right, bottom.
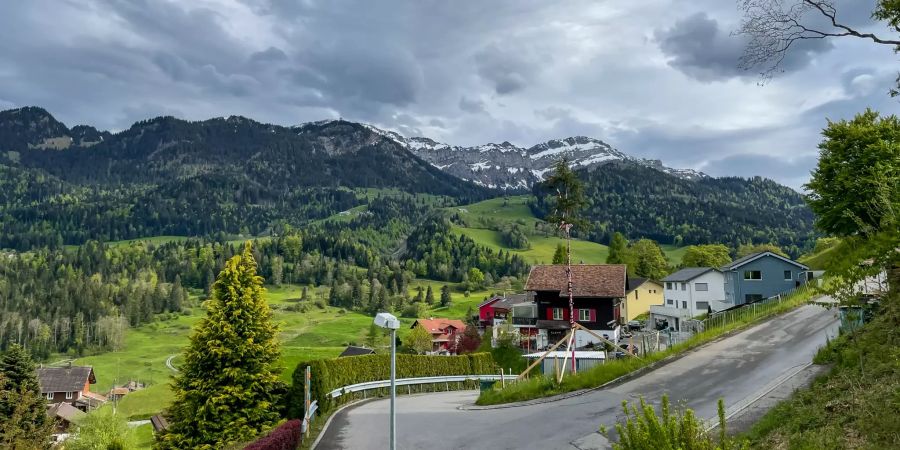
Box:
655, 12, 832, 81
474, 44, 544, 95
459, 96, 486, 114
703, 153, 818, 189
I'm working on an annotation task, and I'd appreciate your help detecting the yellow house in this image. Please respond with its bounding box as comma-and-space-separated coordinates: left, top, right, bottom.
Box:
623, 277, 664, 322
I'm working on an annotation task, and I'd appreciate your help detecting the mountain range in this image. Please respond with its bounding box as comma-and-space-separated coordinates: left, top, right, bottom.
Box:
0, 106, 814, 254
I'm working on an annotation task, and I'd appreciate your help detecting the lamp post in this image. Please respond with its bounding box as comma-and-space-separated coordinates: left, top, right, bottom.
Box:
374, 312, 400, 450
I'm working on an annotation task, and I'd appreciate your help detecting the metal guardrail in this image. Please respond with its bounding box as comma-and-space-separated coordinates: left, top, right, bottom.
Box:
327, 374, 513, 399
301, 400, 318, 434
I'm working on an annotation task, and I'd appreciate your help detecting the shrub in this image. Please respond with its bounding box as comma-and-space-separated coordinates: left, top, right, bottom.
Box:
244, 420, 302, 450
287, 353, 496, 418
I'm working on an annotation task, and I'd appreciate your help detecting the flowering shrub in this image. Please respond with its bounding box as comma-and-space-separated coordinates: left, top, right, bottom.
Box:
244, 420, 301, 450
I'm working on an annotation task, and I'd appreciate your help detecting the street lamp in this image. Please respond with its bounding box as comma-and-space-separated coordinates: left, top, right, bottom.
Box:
374, 312, 400, 450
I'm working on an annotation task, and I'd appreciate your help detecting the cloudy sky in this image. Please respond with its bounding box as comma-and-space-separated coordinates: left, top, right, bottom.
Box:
0, 0, 896, 188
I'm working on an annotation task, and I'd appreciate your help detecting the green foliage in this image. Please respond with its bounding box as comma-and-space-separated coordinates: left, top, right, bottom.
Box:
543, 158, 588, 232
157, 244, 284, 450
552, 243, 566, 264
606, 232, 628, 264
681, 244, 732, 268
806, 109, 900, 236
629, 239, 671, 279
65, 409, 136, 450
602, 395, 748, 450
0, 345, 52, 449
532, 164, 815, 257
735, 243, 786, 258
440, 285, 452, 307
490, 333, 526, 373
286, 353, 496, 418
403, 324, 434, 355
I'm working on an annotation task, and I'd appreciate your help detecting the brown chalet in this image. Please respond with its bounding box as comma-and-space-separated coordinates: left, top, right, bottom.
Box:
37, 364, 105, 411
525, 264, 627, 348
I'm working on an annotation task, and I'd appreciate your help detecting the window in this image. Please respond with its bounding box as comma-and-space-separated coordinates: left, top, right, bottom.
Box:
552, 308, 564, 320
635, 290, 639, 299
695, 283, 708, 291
578, 309, 591, 321
681, 282, 687, 290
65, 391, 74, 400
745, 294, 764, 303
682, 301, 687, 309
696, 301, 709, 311
666, 282, 673, 290
666, 299, 674, 305
45, 393, 53, 400
784, 270, 792, 281
744, 270, 762, 280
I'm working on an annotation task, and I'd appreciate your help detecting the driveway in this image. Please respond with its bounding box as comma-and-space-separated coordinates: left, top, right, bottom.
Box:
318, 304, 838, 450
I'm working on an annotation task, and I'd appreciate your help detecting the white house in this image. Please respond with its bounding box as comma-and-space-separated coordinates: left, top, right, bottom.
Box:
650, 267, 727, 331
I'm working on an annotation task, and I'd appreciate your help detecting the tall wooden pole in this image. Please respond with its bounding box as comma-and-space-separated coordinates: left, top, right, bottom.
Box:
564, 221, 576, 374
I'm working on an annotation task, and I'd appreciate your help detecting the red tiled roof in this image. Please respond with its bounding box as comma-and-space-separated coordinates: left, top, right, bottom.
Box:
525, 264, 627, 298
412, 318, 466, 334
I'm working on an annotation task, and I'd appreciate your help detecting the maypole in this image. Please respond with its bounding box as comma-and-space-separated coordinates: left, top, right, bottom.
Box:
562, 220, 576, 374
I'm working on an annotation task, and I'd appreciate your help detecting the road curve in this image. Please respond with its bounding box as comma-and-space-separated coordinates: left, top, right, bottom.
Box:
318, 304, 838, 450
165, 354, 179, 373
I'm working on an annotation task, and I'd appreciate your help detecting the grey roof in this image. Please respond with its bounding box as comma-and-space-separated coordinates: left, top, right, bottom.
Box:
338, 346, 376, 357
37, 366, 95, 393
661, 267, 717, 282
47, 402, 85, 424
720, 251, 809, 271
626, 277, 660, 294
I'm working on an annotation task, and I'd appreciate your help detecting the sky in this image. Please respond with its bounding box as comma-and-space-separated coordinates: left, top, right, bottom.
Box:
0, 0, 897, 189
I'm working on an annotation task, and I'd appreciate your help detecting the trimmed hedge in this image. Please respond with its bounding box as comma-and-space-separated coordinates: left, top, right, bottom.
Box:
244, 420, 301, 450
287, 353, 496, 418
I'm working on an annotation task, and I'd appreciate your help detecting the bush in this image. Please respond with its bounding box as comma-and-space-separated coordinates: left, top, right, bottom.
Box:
287, 353, 496, 418
244, 420, 302, 450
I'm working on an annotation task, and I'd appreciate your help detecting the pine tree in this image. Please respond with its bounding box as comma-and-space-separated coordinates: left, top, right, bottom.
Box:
0, 344, 51, 448
607, 232, 628, 264
425, 285, 435, 305
156, 243, 282, 450
169, 275, 185, 312
552, 243, 566, 264
440, 285, 452, 307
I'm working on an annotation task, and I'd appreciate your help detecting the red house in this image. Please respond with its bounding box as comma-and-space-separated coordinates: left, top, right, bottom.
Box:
411, 318, 467, 354
478, 294, 531, 328
525, 264, 626, 349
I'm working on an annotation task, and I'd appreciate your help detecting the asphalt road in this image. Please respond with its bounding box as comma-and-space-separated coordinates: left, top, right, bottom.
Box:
318, 304, 839, 450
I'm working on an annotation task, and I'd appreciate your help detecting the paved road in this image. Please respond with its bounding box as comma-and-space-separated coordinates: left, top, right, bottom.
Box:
318, 304, 838, 450
165, 354, 179, 373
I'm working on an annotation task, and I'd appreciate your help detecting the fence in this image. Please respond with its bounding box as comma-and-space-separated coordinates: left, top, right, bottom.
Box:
327, 373, 513, 399
700, 284, 811, 333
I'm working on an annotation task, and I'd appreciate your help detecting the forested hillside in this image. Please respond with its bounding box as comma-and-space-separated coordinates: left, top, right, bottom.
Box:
531, 162, 816, 256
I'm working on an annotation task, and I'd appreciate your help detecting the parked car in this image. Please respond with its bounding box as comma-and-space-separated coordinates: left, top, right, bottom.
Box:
627, 320, 643, 331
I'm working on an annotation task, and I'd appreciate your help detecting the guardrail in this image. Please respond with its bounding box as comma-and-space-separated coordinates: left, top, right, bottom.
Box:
327, 374, 515, 399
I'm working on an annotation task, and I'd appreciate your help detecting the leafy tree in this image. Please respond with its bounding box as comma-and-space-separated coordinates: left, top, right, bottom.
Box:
458, 326, 482, 354
365, 323, 382, 350
0, 345, 50, 449
440, 285, 452, 307
552, 243, 566, 264
681, 244, 732, 268
467, 268, 485, 289
630, 239, 670, 280
404, 324, 433, 355
66, 409, 136, 450
736, 243, 787, 258
544, 158, 588, 232
157, 243, 283, 450
270, 256, 284, 286
601, 395, 748, 449
806, 110, 900, 236
606, 232, 629, 264
491, 332, 526, 373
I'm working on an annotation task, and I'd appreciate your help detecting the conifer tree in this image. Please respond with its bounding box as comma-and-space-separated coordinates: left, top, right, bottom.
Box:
440, 285, 452, 307
607, 232, 628, 265
0, 344, 51, 448
156, 243, 282, 450
552, 243, 566, 264
425, 285, 435, 304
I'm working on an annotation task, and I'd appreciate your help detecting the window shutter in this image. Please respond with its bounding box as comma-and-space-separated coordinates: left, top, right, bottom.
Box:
589, 309, 596, 322
546, 307, 553, 320
563, 308, 569, 320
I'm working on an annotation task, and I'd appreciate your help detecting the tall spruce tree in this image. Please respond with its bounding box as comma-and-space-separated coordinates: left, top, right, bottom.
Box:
552, 243, 566, 264
0, 344, 51, 449
606, 232, 628, 264
156, 243, 282, 450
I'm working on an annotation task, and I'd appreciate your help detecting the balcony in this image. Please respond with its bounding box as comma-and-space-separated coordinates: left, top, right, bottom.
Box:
511, 317, 537, 326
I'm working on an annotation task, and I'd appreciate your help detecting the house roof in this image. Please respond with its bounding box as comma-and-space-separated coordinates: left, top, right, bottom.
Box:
412, 318, 466, 333
525, 265, 627, 298
47, 402, 86, 424
661, 267, 718, 282
720, 251, 809, 271
339, 346, 376, 357
37, 366, 95, 393
75, 391, 107, 409
626, 277, 662, 294
151, 414, 170, 432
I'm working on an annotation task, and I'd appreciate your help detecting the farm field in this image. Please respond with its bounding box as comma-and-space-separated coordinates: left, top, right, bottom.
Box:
73, 281, 489, 422
450, 195, 686, 266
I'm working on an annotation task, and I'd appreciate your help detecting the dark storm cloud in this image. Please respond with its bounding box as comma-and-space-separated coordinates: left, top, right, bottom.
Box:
655, 12, 833, 81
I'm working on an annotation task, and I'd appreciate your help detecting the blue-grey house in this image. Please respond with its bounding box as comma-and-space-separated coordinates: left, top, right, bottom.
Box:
721, 251, 810, 305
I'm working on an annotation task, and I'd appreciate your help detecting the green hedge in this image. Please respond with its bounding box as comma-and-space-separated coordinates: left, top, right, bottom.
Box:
286, 353, 496, 418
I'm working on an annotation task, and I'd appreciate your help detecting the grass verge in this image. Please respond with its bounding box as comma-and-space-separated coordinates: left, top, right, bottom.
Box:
476, 286, 815, 405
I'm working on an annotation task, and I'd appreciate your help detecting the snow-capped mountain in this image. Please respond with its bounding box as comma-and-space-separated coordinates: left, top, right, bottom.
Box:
297, 120, 706, 190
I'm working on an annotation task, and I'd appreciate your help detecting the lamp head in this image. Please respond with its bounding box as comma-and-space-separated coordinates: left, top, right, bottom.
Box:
374, 312, 400, 330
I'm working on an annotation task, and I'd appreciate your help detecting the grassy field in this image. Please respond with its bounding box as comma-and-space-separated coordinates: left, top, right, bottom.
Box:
72, 281, 489, 425
450, 195, 686, 266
